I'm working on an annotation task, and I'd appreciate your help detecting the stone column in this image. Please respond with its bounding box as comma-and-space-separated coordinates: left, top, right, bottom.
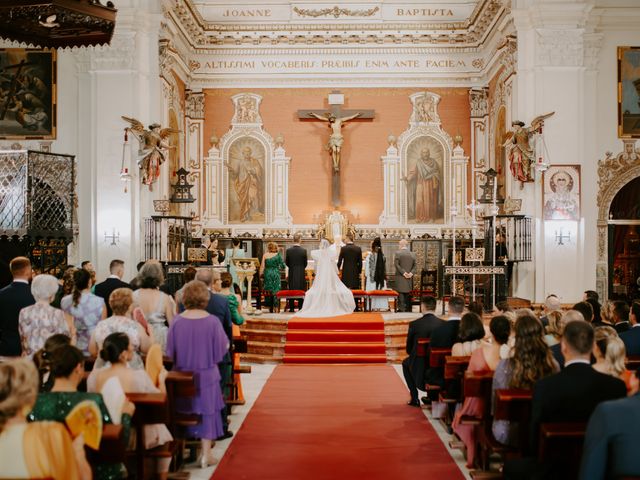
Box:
271, 145, 293, 226
512, 0, 601, 302
379, 144, 402, 227
70, 5, 163, 279
451, 145, 470, 225
204, 145, 224, 226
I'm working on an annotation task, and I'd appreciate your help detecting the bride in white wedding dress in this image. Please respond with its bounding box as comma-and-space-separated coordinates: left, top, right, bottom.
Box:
296, 239, 356, 317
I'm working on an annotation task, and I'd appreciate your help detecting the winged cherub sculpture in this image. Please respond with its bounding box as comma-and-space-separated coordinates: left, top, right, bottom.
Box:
504, 112, 555, 185
121, 116, 180, 189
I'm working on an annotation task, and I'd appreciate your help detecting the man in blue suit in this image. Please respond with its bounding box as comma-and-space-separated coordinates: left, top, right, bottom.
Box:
195, 268, 233, 439
0, 257, 35, 356
580, 367, 640, 479
620, 301, 640, 356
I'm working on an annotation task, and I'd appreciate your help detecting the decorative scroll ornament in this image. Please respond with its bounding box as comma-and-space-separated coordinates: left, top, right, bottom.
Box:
469, 88, 489, 118
293, 5, 379, 18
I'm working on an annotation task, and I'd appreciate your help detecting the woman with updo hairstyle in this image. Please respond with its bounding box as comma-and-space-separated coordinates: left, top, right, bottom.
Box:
132, 260, 176, 353
260, 241, 285, 309
29, 344, 134, 480
0, 358, 91, 479
452, 312, 486, 356
167, 280, 229, 468
33, 333, 72, 392
88, 287, 152, 369
61, 268, 107, 354
89, 332, 173, 477
491, 313, 558, 447
593, 326, 633, 392
453, 315, 511, 467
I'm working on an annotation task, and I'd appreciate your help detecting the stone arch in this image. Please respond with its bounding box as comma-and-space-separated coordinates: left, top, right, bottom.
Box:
595, 139, 640, 299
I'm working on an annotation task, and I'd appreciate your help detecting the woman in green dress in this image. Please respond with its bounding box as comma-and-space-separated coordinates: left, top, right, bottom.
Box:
28, 344, 135, 480
260, 242, 285, 309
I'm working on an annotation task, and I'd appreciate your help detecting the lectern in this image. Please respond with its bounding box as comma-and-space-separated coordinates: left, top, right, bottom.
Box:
232, 257, 260, 314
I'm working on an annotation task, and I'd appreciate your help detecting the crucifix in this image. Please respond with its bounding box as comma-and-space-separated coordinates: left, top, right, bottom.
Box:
298, 91, 374, 207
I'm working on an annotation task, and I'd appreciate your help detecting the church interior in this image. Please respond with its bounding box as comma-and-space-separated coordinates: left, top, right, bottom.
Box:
1, 0, 640, 479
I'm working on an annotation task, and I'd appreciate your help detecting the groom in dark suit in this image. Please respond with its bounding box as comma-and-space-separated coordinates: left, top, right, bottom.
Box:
94, 259, 130, 316
338, 233, 362, 290
285, 233, 308, 312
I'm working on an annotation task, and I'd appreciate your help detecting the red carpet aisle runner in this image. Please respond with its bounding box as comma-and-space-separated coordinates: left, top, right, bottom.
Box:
284, 313, 386, 364
211, 365, 465, 480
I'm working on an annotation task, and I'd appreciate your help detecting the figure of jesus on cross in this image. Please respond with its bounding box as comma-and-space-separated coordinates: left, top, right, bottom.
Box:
298, 91, 374, 207
307, 111, 361, 173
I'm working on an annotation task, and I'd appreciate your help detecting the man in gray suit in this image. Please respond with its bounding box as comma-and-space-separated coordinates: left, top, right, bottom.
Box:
394, 239, 416, 312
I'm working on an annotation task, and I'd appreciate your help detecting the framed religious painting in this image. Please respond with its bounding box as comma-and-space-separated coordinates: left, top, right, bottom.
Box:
405, 135, 445, 224
618, 46, 640, 138
0, 48, 57, 139
542, 165, 580, 221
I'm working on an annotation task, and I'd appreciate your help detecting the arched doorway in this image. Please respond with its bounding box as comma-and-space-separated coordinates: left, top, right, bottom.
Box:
608, 176, 640, 300
596, 139, 640, 300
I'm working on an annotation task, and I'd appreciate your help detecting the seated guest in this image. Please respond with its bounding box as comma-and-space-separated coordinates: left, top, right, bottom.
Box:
572, 301, 594, 325
613, 300, 631, 334
402, 296, 444, 406
468, 300, 484, 317
600, 300, 617, 328
620, 301, 640, 355
496, 300, 513, 314
174, 266, 198, 308
28, 343, 134, 480
504, 321, 627, 480
52, 265, 75, 308
132, 260, 176, 353
32, 333, 72, 392
19, 274, 75, 357
61, 268, 107, 355
580, 367, 640, 480
543, 310, 563, 347
550, 309, 585, 368
166, 280, 229, 468
593, 326, 633, 392
93, 259, 130, 317
129, 261, 146, 290
424, 296, 465, 388
453, 315, 511, 467
586, 297, 603, 326
89, 332, 173, 478
88, 287, 152, 369
584, 289, 599, 302
0, 256, 35, 357
0, 358, 91, 480
452, 312, 486, 356
539, 294, 561, 328
492, 314, 558, 447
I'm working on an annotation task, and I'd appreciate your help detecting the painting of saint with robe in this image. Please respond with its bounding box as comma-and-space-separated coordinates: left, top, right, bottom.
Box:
405, 136, 444, 223
227, 137, 265, 223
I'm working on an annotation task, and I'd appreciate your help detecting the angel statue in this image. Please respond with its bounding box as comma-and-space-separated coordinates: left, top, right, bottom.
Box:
504, 112, 554, 185
121, 116, 179, 189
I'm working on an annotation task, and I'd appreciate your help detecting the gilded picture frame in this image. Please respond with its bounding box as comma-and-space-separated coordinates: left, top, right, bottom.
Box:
618, 46, 640, 138
0, 48, 57, 140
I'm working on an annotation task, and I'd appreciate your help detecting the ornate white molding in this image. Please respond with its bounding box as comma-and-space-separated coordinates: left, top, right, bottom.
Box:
185, 90, 205, 119
203, 93, 292, 228
469, 87, 489, 118
73, 33, 136, 73
595, 139, 640, 299
169, 0, 506, 47
535, 29, 602, 69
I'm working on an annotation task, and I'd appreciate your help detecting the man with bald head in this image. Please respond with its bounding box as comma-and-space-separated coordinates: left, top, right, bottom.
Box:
394, 239, 416, 312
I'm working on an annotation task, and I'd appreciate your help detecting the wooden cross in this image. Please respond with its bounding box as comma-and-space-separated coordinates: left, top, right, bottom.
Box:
298, 91, 374, 208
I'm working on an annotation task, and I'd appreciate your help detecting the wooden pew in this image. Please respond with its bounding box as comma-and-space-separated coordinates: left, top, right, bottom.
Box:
127, 392, 170, 480
165, 371, 200, 470
416, 338, 430, 358
86, 424, 126, 465
626, 355, 640, 371
538, 422, 587, 479
458, 371, 493, 427
424, 348, 451, 401
439, 356, 471, 427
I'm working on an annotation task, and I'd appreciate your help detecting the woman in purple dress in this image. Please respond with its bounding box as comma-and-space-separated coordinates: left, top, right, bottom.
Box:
166, 280, 229, 468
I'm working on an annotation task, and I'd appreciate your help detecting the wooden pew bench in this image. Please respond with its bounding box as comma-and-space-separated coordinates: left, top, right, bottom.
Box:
423, 348, 451, 402
439, 356, 471, 428
86, 424, 126, 465
166, 371, 200, 470
538, 422, 587, 479
127, 392, 171, 480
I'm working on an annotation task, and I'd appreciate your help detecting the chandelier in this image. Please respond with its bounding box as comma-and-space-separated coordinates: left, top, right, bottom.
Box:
0, 1, 117, 49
